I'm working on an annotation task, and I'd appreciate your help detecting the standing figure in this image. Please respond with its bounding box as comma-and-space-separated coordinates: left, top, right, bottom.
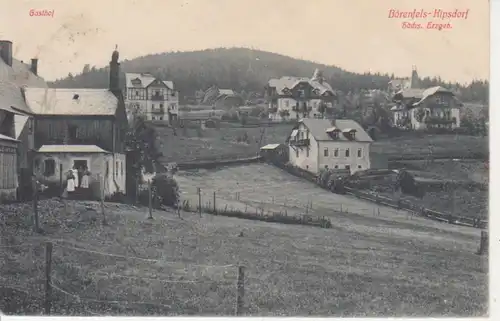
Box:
66, 169, 76, 193
71, 165, 79, 189
81, 167, 91, 189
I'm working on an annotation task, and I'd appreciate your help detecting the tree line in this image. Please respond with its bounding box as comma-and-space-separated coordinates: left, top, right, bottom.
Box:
49, 48, 488, 104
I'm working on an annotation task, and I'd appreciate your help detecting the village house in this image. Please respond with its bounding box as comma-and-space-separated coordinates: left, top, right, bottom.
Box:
201, 86, 243, 108
19, 49, 129, 197
124, 72, 179, 122
286, 118, 373, 175
391, 86, 462, 130
0, 39, 47, 201
265, 69, 337, 122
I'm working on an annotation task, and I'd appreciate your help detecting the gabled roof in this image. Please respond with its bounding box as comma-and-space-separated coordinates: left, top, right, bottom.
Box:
412, 86, 456, 107
218, 89, 235, 96
393, 88, 425, 100
125, 73, 156, 88
38, 145, 110, 153
24, 88, 119, 116
0, 58, 48, 114
125, 73, 175, 90
296, 118, 373, 142
267, 76, 335, 96
0, 133, 19, 143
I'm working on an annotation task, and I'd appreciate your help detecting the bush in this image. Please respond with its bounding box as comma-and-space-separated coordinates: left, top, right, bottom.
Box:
139, 174, 180, 208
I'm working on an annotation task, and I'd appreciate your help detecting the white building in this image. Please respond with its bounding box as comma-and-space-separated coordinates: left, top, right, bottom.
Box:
286, 118, 373, 175
265, 69, 337, 121
124, 73, 179, 122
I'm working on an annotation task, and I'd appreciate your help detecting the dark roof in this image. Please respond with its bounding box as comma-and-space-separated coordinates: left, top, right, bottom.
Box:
297, 118, 373, 142
24, 88, 119, 116
393, 88, 425, 100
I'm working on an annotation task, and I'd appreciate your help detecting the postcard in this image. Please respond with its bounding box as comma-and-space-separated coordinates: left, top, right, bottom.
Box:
0, 0, 490, 318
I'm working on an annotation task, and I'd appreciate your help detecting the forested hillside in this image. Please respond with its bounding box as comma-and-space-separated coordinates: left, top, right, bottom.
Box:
49, 47, 488, 104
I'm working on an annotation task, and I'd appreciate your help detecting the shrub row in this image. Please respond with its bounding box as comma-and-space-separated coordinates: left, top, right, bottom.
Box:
181, 200, 332, 229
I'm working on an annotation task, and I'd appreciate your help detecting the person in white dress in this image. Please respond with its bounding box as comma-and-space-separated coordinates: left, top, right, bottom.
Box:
81, 167, 90, 189
66, 169, 76, 192
71, 166, 79, 189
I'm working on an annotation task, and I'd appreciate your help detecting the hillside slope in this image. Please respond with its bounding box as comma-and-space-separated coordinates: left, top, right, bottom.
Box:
48, 48, 392, 99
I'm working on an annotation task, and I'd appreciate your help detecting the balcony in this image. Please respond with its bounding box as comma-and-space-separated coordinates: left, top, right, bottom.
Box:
151, 94, 165, 101
289, 138, 310, 147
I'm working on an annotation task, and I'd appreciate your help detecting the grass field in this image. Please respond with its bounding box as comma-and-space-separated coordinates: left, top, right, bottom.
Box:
153, 121, 488, 165
154, 123, 293, 164
372, 134, 488, 159
0, 194, 488, 316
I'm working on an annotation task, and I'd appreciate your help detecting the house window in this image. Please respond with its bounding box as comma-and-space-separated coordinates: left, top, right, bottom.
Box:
160, 104, 164, 109
159, 117, 163, 120
358, 165, 362, 169
68, 125, 78, 140
334, 148, 339, 157
324, 165, 328, 169
345, 165, 350, 170
324, 148, 329, 157
44, 159, 55, 176
334, 165, 338, 169
345, 149, 350, 157
152, 103, 155, 109
116, 161, 119, 176
357, 148, 362, 157
121, 161, 124, 176
155, 90, 160, 96
295, 149, 299, 157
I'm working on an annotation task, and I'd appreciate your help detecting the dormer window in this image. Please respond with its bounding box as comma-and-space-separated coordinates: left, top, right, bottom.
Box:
326, 127, 340, 139
342, 128, 357, 140
73, 94, 79, 100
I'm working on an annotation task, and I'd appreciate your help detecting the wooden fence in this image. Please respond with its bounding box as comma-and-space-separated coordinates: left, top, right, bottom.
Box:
344, 187, 488, 229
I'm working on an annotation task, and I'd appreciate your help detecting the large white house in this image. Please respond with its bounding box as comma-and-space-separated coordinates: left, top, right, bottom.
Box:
286, 118, 373, 175
124, 73, 179, 122
265, 69, 337, 121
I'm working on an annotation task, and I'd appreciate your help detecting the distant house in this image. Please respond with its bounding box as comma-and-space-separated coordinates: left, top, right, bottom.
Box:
286, 118, 373, 175
0, 39, 47, 200
265, 69, 337, 121
214, 89, 243, 109
260, 143, 288, 164
201, 86, 242, 108
21, 49, 129, 196
391, 86, 462, 130
124, 72, 179, 122
387, 66, 420, 95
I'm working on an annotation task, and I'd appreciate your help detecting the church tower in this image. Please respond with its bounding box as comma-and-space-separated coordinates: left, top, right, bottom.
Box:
109, 45, 121, 93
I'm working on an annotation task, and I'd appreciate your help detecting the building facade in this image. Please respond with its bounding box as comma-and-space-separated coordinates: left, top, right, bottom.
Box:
391, 86, 461, 130
21, 49, 129, 196
265, 69, 337, 122
0, 39, 47, 200
124, 73, 179, 122
0, 134, 19, 201
287, 118, 373, 175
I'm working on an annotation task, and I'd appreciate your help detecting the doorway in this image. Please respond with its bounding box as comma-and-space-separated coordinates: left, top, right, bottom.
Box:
73, 159, 88, 188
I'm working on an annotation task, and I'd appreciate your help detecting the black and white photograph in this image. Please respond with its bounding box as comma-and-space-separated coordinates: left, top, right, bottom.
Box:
0, 0, 491, 317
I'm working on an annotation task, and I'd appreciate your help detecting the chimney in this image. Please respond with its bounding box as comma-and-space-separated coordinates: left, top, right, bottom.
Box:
30, 58, 38, 75
0, 40, 13, 66
109, 46, 120, 92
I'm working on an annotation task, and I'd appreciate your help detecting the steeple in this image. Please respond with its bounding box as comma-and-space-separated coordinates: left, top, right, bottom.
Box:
410, 65, 420, 88
109, 45, 120, 92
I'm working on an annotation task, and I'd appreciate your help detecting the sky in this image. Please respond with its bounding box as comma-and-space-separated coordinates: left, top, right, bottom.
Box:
0, 0, 489, 84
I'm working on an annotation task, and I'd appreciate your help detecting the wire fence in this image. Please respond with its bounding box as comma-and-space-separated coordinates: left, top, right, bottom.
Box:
0, 241, 245, 316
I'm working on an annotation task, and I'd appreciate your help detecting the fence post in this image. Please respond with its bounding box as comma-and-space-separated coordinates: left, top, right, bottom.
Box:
213, 191, 217, 214
99, 174, 107, 225
32, 177, 40, 233
59, 164, 63, 195
198, 187, 202, 217
44, 242, 53, 315
135, 175, 140, 204
235, 265, 245, 316
477, 230, 488, 255
148, 180, 153, 220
